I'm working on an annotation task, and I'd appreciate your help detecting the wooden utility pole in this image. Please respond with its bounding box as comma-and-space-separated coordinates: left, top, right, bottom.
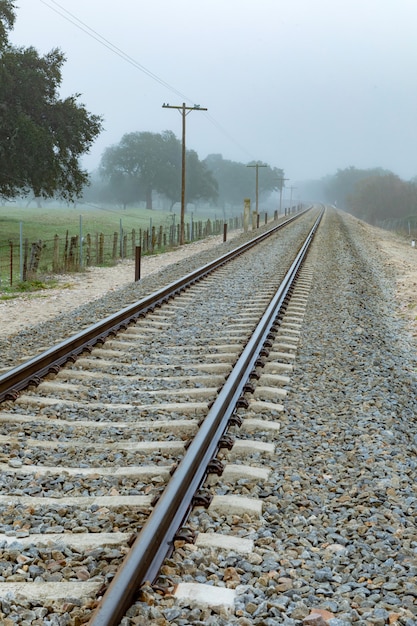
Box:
289, 186, 297, 214
277, 176, 289, 215
162, 102, 207, 245
247, 163, 267, 217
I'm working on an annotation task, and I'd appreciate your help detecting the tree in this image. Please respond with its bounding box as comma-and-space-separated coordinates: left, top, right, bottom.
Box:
0, 2, 102, 201
100, 130, 217, 210
99, 141, 144, 209
348, 174, 417, 224
204, 154, 283, 209
147, 130, 181, 210
0, 1, 14, 48
177, 149, 218, 209
323, 166, 391, 210
100, 131, 167, 210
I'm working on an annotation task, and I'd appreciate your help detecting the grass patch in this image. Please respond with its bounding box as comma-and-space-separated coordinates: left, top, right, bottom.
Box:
13, 280, 57, 292
0, 279, 65, 296
0, 293, 17, 301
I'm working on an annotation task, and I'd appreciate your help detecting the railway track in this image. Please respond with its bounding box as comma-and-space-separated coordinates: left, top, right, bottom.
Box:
0, 207, 322, 625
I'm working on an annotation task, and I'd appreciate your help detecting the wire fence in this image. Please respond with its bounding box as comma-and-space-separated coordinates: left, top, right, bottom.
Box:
0, 214, 248, 288
377, 215, 417, 237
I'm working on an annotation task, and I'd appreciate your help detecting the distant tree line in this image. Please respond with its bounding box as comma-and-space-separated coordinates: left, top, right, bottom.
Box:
322, 166, 417, 226
83, 131, 285, 213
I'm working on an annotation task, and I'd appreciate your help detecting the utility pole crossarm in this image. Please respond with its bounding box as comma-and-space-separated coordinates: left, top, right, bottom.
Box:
162, 102, 207, 245
277, 176, 289, 188
162, 103, 207, 112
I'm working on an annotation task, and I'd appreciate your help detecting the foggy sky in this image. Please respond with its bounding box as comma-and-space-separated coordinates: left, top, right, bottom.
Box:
9, 0, 417, 185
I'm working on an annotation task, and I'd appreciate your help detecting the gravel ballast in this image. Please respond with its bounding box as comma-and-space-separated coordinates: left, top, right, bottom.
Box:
2, 208, 417, 625
120, 208, 417, 625
0, 221, 288, 371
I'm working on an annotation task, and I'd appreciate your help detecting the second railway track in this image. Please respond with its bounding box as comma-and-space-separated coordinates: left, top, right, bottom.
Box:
0, 208, 322, 624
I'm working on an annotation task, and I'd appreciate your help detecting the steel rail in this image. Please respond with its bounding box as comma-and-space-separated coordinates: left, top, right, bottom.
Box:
0, 210, 311, 404
88, 208, 324, 626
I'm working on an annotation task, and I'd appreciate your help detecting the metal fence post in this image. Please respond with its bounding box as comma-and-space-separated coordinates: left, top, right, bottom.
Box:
135, 246, 141, 281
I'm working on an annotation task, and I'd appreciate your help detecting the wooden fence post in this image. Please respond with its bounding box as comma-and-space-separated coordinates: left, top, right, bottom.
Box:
9, 241, 13, 286
143, 229, 148, 253
64, 230, 69, 271
53, 234, 59, 273
151, 226, 156, 252
23, 238, 28, 282
68, 236, 78, 271
112, 232, 118, 261
135, 246, 141, 281
29, 240, 43, 277
98, 233, 104, 265
86, 234, 92, 266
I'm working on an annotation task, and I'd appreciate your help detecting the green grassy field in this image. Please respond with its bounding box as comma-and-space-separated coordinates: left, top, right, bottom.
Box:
0, 203, 186, 244
0, 202, 240, 288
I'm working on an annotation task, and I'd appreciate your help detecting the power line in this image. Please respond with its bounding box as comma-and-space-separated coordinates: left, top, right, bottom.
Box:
203, 113, 256, 161
37, 0, 262, 164
39, 0, 192, 102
